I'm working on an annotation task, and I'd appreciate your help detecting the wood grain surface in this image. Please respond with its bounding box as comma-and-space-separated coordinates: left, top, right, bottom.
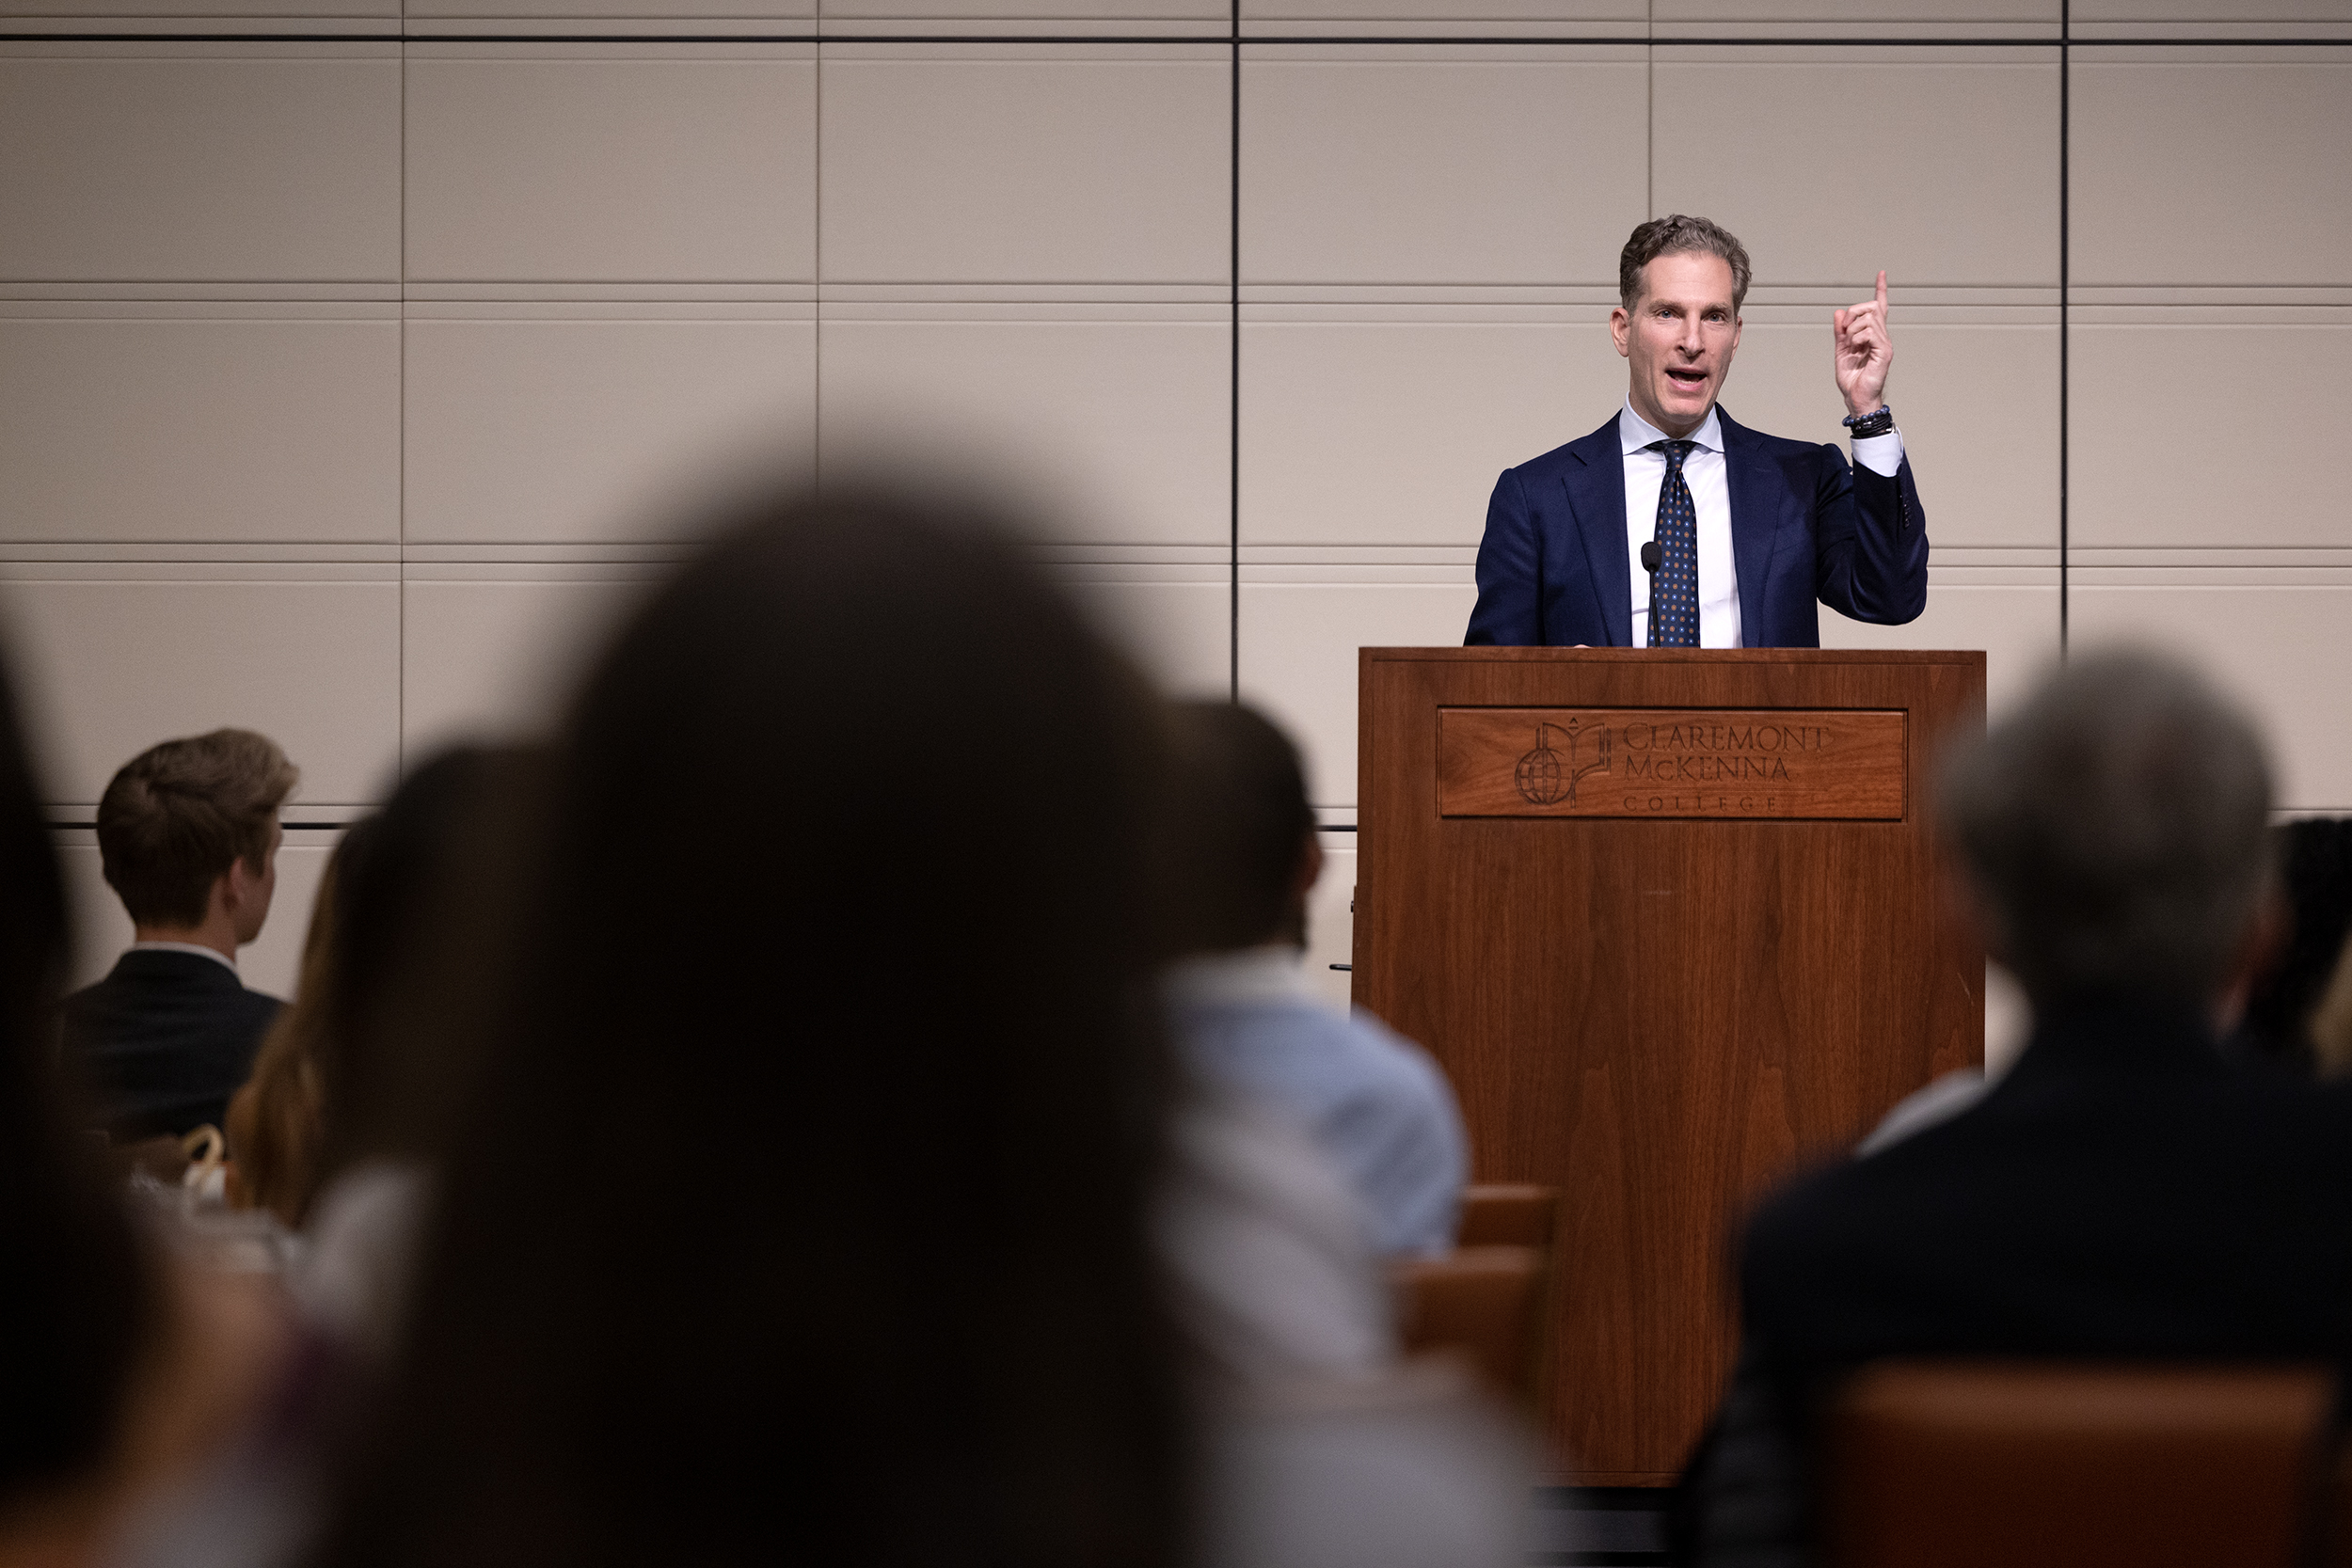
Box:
1438, 706, 1906, 820
1354, 648, 1985, 1484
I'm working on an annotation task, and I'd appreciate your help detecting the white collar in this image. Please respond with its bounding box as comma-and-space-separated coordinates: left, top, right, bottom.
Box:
1619, 397, 1724, 457
1164, 945, 1327, 1011
128, 940, 238, 974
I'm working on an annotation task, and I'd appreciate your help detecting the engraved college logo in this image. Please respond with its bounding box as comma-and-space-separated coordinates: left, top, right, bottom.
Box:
1514, 718, 1610, 806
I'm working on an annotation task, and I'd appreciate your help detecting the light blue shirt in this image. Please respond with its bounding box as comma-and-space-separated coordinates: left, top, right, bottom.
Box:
1168, 947, 1470, 1257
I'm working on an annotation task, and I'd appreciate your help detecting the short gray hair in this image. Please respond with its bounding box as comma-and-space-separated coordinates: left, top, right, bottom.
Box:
1937, 648, 2275, 1007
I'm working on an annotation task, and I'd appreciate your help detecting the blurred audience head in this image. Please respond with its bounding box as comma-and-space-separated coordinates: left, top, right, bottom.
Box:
225, 829, 356, 1227
230, 746, 542, 1231
1938, 647, 2275, 1015
97, 728, 296, 941
315, 485, 1185, 1568
316, 747, 541, 1187
1161, 701, 1320, 957
0, 655, 156, 1508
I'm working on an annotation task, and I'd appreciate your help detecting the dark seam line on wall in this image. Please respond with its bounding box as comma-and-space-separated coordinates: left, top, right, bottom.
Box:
1233, 34, 2351, 46
3, 31, 412, 40
396, 33, 406, 774
8, 31, 2338, 44
812, 34, 822, 495
2058, 0, 2070, 656
1236, 36, 2069, 47
1229, 0, 1241, 704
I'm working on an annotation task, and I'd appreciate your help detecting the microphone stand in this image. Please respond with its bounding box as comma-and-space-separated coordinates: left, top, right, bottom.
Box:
1640, 539, 1661, 649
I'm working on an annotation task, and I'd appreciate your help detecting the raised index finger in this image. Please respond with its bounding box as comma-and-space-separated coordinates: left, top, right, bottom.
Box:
1875, 270, 1888, 312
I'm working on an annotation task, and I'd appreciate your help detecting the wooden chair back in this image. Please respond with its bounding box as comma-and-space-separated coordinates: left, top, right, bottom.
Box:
1821, 1360, 2336, 1568
1391, 1245, 1547, 1405
1455, 1182, 1559, 1249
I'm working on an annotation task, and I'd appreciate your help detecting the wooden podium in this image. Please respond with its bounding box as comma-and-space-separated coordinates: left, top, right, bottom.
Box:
1352, 648, 1986, 1483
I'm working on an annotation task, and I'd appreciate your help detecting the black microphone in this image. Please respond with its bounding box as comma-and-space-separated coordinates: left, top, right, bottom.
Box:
1640, 540, 1661, 649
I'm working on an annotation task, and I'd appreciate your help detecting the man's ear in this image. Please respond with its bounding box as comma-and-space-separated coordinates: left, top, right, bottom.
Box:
218, 856, 261, 919
1292, 832, 1325, 903
1610, 306, 1631, 357
1941, 862, 2010, 974
2217, 890, 2291, 1031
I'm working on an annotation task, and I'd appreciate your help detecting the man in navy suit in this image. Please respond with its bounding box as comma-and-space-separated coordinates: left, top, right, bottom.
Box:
1466, 215, 1928, 649
61, 728, 296, 1141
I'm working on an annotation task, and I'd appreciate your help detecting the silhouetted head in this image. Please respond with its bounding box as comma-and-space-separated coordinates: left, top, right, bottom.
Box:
231, 746, 543, 1227
1938, 647, 2275, 1015
318, 485, 1184, 1568
1161, 701, 1320, 956
0, 645, 155, 1505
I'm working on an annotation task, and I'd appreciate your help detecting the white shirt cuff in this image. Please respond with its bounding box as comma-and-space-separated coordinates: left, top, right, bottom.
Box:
1851, 429, 1904, 478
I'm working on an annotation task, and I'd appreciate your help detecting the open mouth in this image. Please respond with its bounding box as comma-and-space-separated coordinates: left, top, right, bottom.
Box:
1665, 367, 1709, 391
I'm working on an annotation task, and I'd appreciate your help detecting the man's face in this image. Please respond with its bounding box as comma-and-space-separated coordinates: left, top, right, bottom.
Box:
1611, 250, 1743, 436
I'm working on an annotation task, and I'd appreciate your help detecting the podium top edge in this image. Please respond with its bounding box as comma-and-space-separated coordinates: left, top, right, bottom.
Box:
1358, 647, 1987, 664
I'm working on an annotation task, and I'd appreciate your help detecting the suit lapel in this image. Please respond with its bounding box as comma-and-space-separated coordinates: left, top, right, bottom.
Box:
1562, 417, 1631, 647
1717, 406, 1779, 644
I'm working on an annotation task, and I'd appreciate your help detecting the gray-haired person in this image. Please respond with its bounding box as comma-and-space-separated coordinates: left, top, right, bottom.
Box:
1676, 648, 2352, 1565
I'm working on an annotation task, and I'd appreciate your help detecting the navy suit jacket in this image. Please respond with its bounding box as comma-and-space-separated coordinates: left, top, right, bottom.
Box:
60, 949, 281, 1139
1464, 406, 1930, 648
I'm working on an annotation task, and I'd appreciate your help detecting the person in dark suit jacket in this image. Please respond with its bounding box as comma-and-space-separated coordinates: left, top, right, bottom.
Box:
60, 728, 297, 1140
1467, 215, 1928, 649
1676, 650, 2352, 1565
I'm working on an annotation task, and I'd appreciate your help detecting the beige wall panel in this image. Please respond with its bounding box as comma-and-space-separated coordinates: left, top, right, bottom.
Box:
6, 0, 389, 18
1303, 829, 1356, 1015
2073, 2, 2352, 20
1238, 579, 1478, 809
0, 577, 398, 806
2073, 58, 2352, 287
0, 316, 398, 545
57, 830, 340, 1000
1820, 579, 2058, 720
2070, 322, 2344, 548
1724, 318, 2058, 550
1060, 578, 1232, 697
416, 0, 806, 17
2069, 583, 2352, 812
404, 317, 816, 544
405, 55, 815, 283
403, 578, 653, 755
1652, 54, 2059, 288
1243, 2, 1641, 17
0, 53, 399, 283
833, 0, 1218, 13
820, 54, 1228, 284
1241, 318, 1619, 548
820, 317, 1228, 547
1660, 0, 2054, 14
1240, 55, 1646, 286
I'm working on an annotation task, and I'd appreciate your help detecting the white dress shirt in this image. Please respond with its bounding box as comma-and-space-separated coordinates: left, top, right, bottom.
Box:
127, 939, 237, 973
1620, 399, 1906, 649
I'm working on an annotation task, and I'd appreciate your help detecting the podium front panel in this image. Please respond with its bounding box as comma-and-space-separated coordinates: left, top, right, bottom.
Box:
1355, 647, 1985, 1484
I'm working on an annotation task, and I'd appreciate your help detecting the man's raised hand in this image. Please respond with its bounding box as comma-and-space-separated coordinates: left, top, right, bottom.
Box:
1834, 270, 1893, 418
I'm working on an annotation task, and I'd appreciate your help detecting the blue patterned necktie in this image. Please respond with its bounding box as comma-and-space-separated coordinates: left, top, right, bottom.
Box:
1646, 438, 1700, 648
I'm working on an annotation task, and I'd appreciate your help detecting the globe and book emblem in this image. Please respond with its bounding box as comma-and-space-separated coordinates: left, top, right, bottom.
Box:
1515, 718, 1610, 807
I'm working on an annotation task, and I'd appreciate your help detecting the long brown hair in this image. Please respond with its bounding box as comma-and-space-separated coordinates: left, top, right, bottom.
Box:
226, 840, 352, 1226
0, 642, 155, 1503
226, 749, 538, 1227
314, 488, 1189, 1568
